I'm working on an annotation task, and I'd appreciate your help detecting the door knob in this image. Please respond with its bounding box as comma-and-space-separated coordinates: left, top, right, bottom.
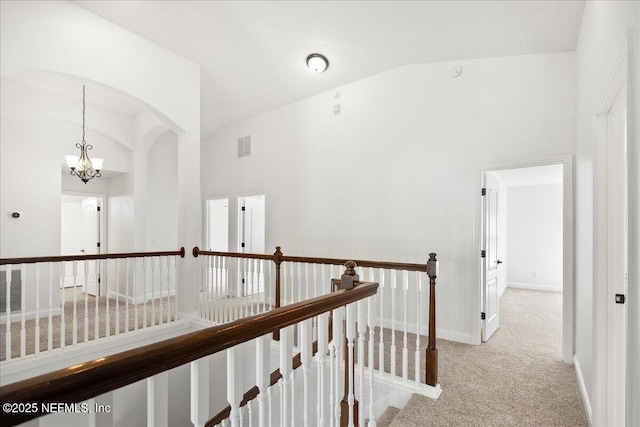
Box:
495, 259, 503, 265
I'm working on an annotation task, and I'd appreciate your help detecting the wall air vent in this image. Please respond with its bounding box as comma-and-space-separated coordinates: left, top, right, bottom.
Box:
237, 135, 251, 158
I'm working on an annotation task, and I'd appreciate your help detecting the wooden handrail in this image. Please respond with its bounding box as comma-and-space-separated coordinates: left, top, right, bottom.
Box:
0, 247, 186, 265
0, 282, 378, 426
193, 247, 427, 272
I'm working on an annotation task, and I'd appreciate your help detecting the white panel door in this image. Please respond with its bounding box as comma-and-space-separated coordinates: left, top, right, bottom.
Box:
482, 173, 501, 341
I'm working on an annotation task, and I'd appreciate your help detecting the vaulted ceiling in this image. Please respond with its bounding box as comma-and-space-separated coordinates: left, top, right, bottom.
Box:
76, 1, 585, 139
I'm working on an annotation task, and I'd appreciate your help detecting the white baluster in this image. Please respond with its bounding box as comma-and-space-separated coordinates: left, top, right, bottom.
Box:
415, 271, 422, 385
125, 258, 130, 333
191, 358, 210, 427
95, 259, 101, 339
147, 372, 169, 427
402, 270, 409, 381
301, 318, 312, 427
19, 265, 27, 356
357, 299, 366, 426
115, 259, 121, 335
228, 347, 243, 427
367, 290, 377, 427
247, 400, 253, 427
72, 260, 78, 346
142, 258, 148, 329
88, 398, 96, 427
345, 302, 356, 427
332, 307, 344, 427
390, 270, 397, 377
256, 334, 271, 427
317, 312, 329, 427
159, 257, 165, 325
48, 262, 54, 351
378, 269, 385, 373
134, 258, 139, 330
105, 259, 110, 337
35, 264, 40, 354
151, 257, 156, 326
267, 386, 273, 427
84, 259, 90, 342
60, 262, 66, 349
280, 325, 293, 427
4, 265, 11, 360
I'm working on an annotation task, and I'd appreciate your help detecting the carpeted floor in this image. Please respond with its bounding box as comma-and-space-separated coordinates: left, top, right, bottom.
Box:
382, 288, 588, 427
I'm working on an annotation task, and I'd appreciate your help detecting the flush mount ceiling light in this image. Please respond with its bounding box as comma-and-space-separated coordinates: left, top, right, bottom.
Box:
65, 85, 103, 184
306, 53, 329, 73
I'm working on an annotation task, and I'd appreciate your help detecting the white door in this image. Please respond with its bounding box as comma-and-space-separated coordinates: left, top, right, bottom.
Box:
240, 195, 265, 254
607, 91, 627, 426
482, 173, 501, 341
81, 197, 99, 296
207, 198, 229, 252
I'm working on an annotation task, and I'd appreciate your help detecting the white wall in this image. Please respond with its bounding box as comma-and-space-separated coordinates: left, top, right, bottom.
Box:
507, 183, 563, 291
146, 131, 179, 251
202, 52, 576, 343
574, 1, 639, 424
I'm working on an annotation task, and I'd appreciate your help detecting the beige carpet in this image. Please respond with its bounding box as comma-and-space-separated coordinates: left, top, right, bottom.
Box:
381, 288, 588, 427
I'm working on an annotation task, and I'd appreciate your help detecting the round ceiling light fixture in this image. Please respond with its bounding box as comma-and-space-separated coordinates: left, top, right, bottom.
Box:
306, 53, 329, 73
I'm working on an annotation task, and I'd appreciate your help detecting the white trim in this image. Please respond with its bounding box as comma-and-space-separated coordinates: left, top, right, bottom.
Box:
591, 30, 632, 427
108, 288, 175, 304
574, 355, 593, 426
474, 155, 575, 363
377, 317, 475, 345
507, 282, 562, 293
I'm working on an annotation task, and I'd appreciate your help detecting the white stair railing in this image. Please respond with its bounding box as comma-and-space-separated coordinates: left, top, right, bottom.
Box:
0, 248, 184, 362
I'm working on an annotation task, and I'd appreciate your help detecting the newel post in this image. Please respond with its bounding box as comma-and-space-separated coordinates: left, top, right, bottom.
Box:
425, 253, 439, 387
272, 246, 283, 341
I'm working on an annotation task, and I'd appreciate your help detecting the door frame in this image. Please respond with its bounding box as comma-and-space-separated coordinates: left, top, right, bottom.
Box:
591, 28, 635, 427
473, 155, 574, 364
203, 196, 231, 252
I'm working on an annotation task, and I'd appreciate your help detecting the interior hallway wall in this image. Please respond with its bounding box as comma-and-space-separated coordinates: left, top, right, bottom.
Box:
202, 51, 576, 344
507, 183, 563, 291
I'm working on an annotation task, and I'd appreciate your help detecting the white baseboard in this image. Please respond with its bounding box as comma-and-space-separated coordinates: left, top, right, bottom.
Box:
1, 307, 63, 324
108, 289, 175, 304
573, 355, 592, 426
377, 318, 474, 345
508, 282, 562, 293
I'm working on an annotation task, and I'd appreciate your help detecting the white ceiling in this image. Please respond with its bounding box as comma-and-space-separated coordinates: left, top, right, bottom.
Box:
75, 1, 585, 138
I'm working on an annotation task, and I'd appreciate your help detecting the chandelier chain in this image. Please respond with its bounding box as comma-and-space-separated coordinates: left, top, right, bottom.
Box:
82, 85, 86, 142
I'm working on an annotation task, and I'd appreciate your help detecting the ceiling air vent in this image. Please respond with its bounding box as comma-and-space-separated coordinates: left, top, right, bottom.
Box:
237, 135, 251, 158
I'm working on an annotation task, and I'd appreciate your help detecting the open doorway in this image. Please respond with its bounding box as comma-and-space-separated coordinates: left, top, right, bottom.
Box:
477, 157, 573, 364
61, 194, 104, 297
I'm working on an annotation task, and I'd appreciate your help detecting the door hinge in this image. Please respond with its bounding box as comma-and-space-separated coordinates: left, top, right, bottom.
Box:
97, 242, 101, 248
615, 294, 625, 304
242, 278, 245, 284
97, 206, 101, 212
241, 242, 245, 248
241, 206, 246, 211
481, 312, 486, 320
481, 188, 486, 196
481, 250, 486, 258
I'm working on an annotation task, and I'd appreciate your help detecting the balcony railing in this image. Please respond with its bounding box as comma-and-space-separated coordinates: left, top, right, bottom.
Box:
0, 248, 185, 361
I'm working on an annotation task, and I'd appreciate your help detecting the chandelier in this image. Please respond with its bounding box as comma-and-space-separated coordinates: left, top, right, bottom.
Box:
65, 85, 103, 184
